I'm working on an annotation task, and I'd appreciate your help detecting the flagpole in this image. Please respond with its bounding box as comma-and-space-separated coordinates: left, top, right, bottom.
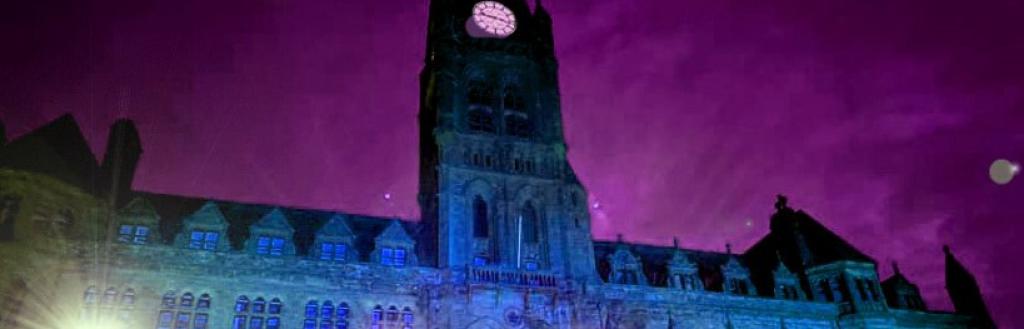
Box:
517, 214, 523, 269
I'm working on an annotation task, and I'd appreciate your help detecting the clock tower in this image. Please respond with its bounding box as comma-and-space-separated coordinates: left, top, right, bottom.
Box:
417, 0, 598, 282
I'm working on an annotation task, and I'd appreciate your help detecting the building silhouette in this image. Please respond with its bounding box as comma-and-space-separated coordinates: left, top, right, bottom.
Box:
0, 0, 995, 328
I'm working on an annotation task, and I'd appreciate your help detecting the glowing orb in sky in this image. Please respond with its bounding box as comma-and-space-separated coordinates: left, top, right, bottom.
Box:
989, 159, 1019, 185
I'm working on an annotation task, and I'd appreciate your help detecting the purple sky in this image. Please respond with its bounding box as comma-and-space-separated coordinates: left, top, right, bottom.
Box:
2, 0, 1022, 325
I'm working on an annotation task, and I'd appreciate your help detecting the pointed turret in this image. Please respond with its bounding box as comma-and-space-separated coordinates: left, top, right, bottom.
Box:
99, 119, 143, 207
882, 261, 926, 310
944, 245, 995, 328
0, 117, 7, 146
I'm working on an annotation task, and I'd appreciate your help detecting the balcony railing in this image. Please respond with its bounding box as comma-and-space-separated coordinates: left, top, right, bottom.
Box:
468, 267, 559, 288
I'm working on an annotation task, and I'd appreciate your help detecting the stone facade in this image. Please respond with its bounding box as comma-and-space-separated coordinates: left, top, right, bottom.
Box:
0, 0, 997, 328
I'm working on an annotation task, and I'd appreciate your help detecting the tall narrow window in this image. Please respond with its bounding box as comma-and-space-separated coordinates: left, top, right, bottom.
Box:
118, 225, 134, 243
203, 232, 219, 250
402, 307, 414, 329
468, 108, 495, 133
867, 280, 880, 301
473, 196, 489, 238
102, 287, 117, 304
121, 288, 136, 305
337, 303, 350, 329
267, 298, 281, 329
194, 314, 208, 329
371, 305, 383, 329
819, 280, 834, 302
174, 312, 191, 329
155, 291, 176, 325
197, 294, 211, 309
385, 303, 397, 321
304, 300, 318, 329
235, 296, 250, 313
162, 292, 176, 308
502, 86, 523, 110
381, 247, 393, 265
522, 202, 539, 243
134, 226, 149, 244
467, 81, 496, 133
232, 315, 246, 329
505, 113, 531, 137
256, 237, 271, 254
180, 293, 194, 308
189, 231, 204, 249
394, 248, 407, 267
321, 301, 334, 321
83, 286, 98, 304
252, 298, 266, 313
268, 298, 282, 315
270, 238, 285, 256
157, 311, 174, 329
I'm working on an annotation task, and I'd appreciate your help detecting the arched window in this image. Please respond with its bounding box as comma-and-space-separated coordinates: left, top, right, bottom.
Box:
180, 292, 194, 308
337, 303, 350, 329
402, 307, 414, 329
505, 112, 531, 137
473, 196, 489, 238
162, 291, 176, 308
521, 202, 539, 243
503, 86, 523, 110
370, 305, 383, 329
121, 288, 135, 305
197, 293, 211, 309
235, 296, 250, 313
83, 286, 98, 304
101, 287, 118, 305
253, 297, 266, 313
386, 306, 399, 323
867, 280, 880, 301
321, 301, 334, 320
303, 300, 318, 329
468, 108, 495, 133
268, 298, 282, 314
467, 81, 496, 133
818, 280, 834, 302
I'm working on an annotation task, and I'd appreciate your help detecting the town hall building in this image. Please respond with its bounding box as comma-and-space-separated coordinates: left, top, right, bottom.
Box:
0, 0, 996, 328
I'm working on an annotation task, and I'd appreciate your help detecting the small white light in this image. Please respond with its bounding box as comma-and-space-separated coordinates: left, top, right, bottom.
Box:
384, 193, 392, 200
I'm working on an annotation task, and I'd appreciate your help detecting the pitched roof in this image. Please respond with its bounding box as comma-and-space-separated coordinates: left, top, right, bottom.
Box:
0, 114, 100, 191
593, 240, 738, 289
126, 191, 427, 263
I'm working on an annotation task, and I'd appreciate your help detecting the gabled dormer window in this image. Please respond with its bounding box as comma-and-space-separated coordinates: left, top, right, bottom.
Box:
177, 202, 229, 251
118, 224, 150, 244
115, 198, 161, 245
189, 231, 220, 250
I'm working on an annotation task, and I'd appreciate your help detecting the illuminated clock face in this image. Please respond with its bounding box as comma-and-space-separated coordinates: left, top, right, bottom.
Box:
472, 1, 516, 37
